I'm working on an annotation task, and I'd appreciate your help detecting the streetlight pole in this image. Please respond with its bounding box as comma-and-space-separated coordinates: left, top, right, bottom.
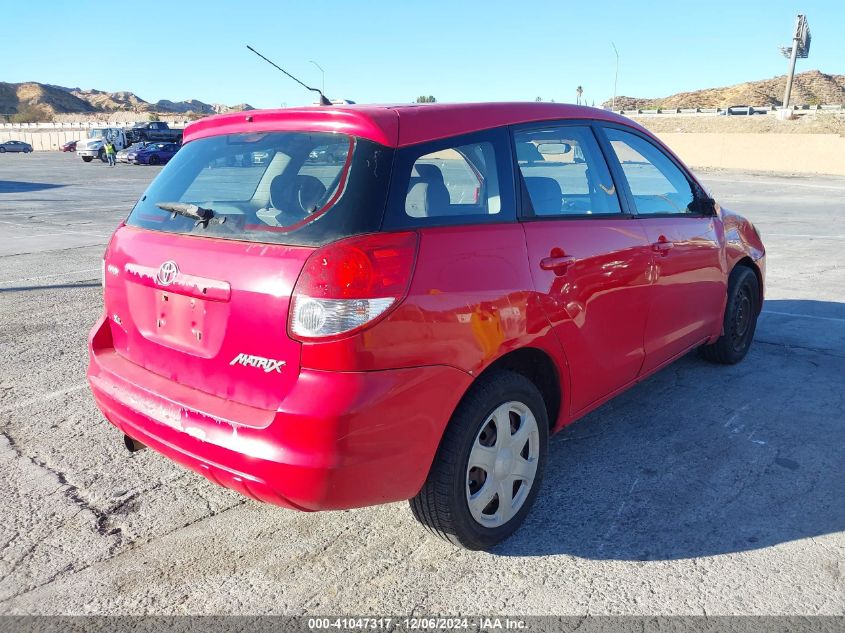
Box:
611, 42, 619, 111
309, 60, 325, 96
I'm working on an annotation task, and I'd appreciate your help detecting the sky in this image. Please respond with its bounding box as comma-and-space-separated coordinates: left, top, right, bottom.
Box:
3, 0, 843, 109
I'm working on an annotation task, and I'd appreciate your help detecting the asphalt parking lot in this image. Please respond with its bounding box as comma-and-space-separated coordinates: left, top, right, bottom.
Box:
0, 153, 843, 615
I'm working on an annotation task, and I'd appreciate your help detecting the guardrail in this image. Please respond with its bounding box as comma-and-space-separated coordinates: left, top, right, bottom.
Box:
0, 120, 192, 129
614, 104, 844, 116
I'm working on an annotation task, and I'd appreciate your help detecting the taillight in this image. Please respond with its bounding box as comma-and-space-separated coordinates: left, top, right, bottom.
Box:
289, 231, 419, 340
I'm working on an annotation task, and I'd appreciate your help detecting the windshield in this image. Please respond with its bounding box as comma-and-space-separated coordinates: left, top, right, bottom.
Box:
89, 129, 106, 138
126, 131, 394, 246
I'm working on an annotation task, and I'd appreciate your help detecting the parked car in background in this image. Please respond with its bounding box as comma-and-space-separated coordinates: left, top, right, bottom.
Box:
60, 140, 78, 153
0, 140, 33, 153
125, 121, 184, 144
130, 142, 180, 165
117, 142, 148, 164
89, 102, 766, 550
307, 144, 348, 163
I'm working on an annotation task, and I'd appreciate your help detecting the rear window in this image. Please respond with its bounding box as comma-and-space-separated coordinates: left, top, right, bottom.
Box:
127, 131, 394, 246
383, 127, 516, 228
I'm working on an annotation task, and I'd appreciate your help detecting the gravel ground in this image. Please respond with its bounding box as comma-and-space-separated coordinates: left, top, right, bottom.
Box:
0, 153, 843, 616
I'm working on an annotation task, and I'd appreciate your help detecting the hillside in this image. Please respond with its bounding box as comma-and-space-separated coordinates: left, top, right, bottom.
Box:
0, 81, 253, 119
605, 70, 845, 110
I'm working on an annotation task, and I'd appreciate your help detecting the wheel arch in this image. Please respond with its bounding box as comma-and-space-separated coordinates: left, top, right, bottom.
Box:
733, 256, 764, 313
467, 347, 562, 431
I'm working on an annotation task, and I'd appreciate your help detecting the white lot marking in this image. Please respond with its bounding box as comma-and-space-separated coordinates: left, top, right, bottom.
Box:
764, 233, 845, 240
600, 476, 640, 544
0, 268, 101, 286
0, 384, 88, 415
762, 310, 845, 324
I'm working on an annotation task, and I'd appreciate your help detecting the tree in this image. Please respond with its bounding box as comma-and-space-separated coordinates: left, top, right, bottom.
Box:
416, 95, 437, 103
576, 86, 583, 105
535, 96, 543, 102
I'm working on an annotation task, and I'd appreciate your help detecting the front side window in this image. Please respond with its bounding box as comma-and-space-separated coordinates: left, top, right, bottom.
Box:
604, 128, 696, 215
127, 131, 394, 246
514, 125, 621, 216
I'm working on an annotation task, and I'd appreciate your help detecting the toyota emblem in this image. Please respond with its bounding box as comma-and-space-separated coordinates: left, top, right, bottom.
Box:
156, 260, 179, 286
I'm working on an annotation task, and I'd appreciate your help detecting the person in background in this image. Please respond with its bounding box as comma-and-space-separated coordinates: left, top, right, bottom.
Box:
104, 140, 116, 167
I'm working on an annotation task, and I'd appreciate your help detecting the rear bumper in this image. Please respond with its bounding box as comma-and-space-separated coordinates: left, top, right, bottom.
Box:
87, 315, 471, 511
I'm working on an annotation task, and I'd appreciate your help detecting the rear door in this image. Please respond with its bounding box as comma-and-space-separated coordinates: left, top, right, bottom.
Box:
598, 125, 727, 374
515, 122, 653, 414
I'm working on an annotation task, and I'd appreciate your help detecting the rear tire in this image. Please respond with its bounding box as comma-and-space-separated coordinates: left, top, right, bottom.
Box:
699, 265, 760, 364
410, 370, 548, 550
148, 154, 160, 165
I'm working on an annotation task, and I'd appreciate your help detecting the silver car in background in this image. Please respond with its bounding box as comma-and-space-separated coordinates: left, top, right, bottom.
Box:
117, 142, 148, 163
0, 140, 33, 153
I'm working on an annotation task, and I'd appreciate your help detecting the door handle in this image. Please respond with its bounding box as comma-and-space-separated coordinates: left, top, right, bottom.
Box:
540, 249, 575, 275
651, 238, 674, 254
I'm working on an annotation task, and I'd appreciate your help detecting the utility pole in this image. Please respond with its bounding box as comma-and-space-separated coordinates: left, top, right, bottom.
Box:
780, 14, 810, 110
611, 42, 619, 110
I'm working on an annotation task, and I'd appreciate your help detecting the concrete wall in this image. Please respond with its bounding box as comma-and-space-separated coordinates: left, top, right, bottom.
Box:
0, 129, 89, 150
655, 132, 845, 176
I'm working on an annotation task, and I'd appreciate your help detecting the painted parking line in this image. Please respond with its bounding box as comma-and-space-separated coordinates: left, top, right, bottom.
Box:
0, 268, 101, 286
0, 384, 88, 415
762, 310, 845, 323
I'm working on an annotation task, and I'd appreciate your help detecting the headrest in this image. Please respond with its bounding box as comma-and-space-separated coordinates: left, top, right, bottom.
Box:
414, 163, 446, 184
524, 176, 562, 215
406, 181, 450, 217
516, 142, 543, 164
270, 174, 326, 214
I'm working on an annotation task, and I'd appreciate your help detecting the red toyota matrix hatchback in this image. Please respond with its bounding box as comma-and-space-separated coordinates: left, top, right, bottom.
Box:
88, 103, 765, 549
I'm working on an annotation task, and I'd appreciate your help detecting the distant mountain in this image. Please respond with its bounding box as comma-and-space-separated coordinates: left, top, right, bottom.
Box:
0, 81, 253, 118
602, 70, 845, 110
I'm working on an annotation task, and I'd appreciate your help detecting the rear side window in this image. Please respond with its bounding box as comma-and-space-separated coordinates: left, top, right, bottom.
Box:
384, 128, 516, 228
603, 128, 696, 215
514, 125, 621, 216
126, 132, 394, 246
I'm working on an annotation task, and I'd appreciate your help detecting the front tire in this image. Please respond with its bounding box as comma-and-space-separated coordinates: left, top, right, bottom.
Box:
410, 370, 548, 550
81, 156, 93, 163
148, 154, 160, 165
699, 265, 760, 364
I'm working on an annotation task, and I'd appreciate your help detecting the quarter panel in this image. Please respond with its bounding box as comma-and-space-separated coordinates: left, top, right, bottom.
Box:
299, 224, 564, 378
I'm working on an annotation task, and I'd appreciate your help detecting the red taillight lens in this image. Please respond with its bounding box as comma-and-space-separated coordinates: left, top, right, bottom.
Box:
290, 232, 419, 340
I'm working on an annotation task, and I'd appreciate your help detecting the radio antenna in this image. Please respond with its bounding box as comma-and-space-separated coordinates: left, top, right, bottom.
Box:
246, 45, 332, 106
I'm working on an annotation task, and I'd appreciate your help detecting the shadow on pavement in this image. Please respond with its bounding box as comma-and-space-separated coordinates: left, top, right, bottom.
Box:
0, 181, 67, 194
497, 299, 845, 559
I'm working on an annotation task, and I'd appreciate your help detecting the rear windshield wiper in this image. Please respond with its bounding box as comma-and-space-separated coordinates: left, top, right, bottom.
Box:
156, 202, 226, 227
